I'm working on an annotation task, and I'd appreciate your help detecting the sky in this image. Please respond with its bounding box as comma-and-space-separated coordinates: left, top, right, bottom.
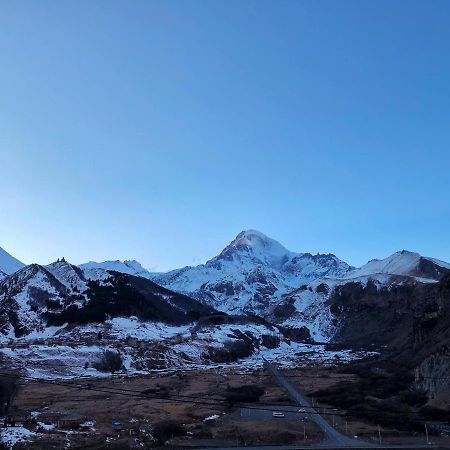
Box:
0, 0, 449, 271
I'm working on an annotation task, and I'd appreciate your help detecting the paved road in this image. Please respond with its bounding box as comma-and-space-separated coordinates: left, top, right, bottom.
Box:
236, 404, 309, 421
263, 358, 373, 448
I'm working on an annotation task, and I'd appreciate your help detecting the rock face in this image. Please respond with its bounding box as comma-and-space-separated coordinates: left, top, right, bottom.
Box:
150, 230, 352, 315
267, 249, 450, 342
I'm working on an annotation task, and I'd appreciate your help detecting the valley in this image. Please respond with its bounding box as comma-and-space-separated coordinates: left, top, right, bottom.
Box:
0, 230, 450, 449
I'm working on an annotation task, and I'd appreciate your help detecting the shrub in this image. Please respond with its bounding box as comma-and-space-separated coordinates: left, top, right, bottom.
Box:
152, 420, 185, 444
225, 385, 264, 405
208, 339, 254, 363
261, 334, 280, 349
399, 389, 428, 407
0, 370, 20, 415
94, 350, 123, 373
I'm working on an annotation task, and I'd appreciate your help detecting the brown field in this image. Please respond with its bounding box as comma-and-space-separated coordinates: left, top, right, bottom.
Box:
8, 365, 450, 449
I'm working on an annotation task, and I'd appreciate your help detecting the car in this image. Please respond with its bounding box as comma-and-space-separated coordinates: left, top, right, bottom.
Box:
298, 408, 307, 413
272, 412, 285, 418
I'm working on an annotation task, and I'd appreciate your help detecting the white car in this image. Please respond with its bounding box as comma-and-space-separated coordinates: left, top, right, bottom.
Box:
272, 412, 285, 418
298, 408, 307, 413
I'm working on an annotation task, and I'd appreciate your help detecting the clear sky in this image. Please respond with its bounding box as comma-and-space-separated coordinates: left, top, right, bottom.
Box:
1, 0, 449, 271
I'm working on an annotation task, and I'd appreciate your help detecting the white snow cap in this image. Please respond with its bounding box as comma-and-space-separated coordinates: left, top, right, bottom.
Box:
217, 229, 294, 267
79, 259, 150, 276
347, 250, 450, 278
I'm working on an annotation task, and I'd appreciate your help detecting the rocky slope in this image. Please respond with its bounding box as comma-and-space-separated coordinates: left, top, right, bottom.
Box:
80, 232, 450, 342
267, 251, 450, 341
149, 230, 352, 314
0, 260, 215, 339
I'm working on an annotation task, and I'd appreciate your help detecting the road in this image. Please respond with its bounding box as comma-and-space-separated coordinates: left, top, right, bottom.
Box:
263, 358, 373, 448
236, 404, 309, 421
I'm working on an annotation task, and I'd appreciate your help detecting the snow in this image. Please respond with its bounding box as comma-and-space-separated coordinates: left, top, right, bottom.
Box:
149, 230, 351, 315
44, 261, 87, 293
79, 260, 151, 278
428, 257, 450, 270
203, 414, 220, 421
0, 426, 39, 447
37, 422, 56, 430
0, 246, 25, 275
0, 319, 376, 380
346, 250, 450, 280
106, 317, 190, 340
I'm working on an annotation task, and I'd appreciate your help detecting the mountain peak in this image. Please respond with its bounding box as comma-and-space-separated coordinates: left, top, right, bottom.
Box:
230, 229, 277, 248
348, 249, 450, 280
216, 229, 292, 266
79, 259, 150, 277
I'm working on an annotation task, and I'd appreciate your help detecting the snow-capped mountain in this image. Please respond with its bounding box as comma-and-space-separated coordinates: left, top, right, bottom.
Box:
0, 259, 214, 339
268, 250, 450, 341
0, 245, 25, 279
344, 250, 450, 281
150, 230, 352, 314
79, 259, 151, 278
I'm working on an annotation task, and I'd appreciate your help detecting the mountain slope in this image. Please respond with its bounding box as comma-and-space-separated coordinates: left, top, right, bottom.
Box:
267, 250, 450, 341
345, 250, 450, 281
79, 259, 151, 278
0, 260, 215, 339
0, 246, 25, 279
150, 230, 352, 314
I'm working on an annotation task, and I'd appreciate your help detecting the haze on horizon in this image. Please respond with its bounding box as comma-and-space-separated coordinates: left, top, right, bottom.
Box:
1, 0, 449, 271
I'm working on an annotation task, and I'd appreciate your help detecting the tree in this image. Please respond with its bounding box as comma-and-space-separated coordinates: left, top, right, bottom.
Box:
94, 350, 123, 373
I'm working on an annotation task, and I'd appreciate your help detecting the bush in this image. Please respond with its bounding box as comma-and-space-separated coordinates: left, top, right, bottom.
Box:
94, 350, 123, 373
261, 334, 280, 349
208, 339, 254, 363
271, 431, 297, 444
399, 389, 428, 407
225, 385, 264, 405
152, 420, 185, 444
0, 370, 20, 415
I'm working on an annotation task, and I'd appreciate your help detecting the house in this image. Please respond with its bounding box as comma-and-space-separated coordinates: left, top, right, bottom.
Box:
38, 411, 84, 429
5, 409, 32, 427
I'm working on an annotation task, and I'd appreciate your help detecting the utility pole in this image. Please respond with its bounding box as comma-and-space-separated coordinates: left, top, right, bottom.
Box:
345, 421, 348, 435
332, 414, 335, 427
425, 423, 429, 445
378, 424, 382, 445
304, 423, 306, 441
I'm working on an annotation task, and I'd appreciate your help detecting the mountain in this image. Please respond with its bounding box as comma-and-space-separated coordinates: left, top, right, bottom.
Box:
77, 232, 450, 341
79, 259, 151, 278
0, 259, 215, 339
0, 246, 25, 279
345, 250, 450, 281
149, 230, 352, 314
268, 250, 450, 341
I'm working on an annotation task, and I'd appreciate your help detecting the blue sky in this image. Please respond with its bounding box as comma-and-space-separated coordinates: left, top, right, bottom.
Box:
1, 0, 449, 270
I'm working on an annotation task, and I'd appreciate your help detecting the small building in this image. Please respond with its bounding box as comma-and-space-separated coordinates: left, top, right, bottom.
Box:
57, 414, 84, 429
5, 409, 32, 427
38, 411, 84, 429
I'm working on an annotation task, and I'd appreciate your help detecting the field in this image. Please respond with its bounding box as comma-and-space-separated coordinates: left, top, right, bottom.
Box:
4, 363, 450, 449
